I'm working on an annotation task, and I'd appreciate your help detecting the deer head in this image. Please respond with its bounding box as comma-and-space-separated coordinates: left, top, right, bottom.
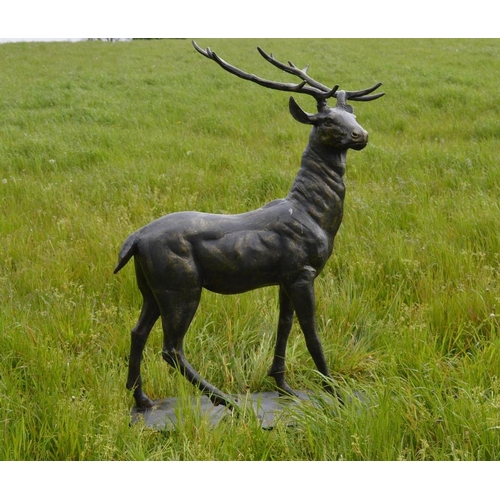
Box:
192, 41, 384, 151
288, 92, 369, 151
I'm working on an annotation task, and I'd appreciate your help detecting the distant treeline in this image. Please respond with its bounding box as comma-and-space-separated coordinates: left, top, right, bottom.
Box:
86, 38, 183, 42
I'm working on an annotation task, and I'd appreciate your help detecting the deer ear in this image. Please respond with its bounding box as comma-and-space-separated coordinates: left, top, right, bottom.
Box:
289, 96, 315, 125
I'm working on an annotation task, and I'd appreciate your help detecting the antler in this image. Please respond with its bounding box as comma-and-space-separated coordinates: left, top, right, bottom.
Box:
193, 41, 338, 101
192, 41, 384, 103
255, 47, 338, 95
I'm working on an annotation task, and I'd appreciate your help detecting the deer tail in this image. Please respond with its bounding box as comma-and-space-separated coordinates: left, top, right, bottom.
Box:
113, 233, 138, 274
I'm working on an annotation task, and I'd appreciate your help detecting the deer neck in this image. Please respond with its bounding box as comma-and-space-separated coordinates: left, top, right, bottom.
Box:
287, 144, 347, 235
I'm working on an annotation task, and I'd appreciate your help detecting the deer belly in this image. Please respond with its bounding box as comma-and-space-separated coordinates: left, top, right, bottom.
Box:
195, 230, 283, 294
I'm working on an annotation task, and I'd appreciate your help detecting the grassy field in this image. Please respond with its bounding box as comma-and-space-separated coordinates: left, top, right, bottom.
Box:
1, 38, 499, 461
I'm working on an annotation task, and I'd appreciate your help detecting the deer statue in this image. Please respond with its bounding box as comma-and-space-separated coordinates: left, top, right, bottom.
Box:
114, 41, 384, 410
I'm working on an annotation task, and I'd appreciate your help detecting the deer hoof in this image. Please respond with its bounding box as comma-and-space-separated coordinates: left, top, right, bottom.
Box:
272, 376, 299, 398
209, 394, 228, 406
322, 382, 344, 405
209, 393, 239, 411
277, 385, 300, 399
134, 393, 155, 409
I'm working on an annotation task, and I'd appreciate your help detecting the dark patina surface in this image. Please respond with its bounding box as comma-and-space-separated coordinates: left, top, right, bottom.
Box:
115, 42, 384, 410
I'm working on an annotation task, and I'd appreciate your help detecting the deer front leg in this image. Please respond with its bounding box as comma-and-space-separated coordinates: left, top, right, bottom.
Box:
286, 269, 342, 402
268, 285, 299, 397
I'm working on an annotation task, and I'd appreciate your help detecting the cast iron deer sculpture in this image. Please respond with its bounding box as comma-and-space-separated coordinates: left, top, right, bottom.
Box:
115, 41, 384, 409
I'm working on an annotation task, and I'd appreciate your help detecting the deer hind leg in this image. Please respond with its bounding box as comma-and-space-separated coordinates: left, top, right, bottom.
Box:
127, 262, 160, 409
157, 288, 235, 409
268, 285, 299, 397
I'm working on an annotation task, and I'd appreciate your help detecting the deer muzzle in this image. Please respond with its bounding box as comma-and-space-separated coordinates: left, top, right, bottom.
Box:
349, 127, 369, 150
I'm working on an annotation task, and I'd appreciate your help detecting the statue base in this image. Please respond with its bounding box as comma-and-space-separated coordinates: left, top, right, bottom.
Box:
131, 390, 336, 430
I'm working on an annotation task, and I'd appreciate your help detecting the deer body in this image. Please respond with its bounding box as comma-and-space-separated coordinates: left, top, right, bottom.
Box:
115, 42, 383, 409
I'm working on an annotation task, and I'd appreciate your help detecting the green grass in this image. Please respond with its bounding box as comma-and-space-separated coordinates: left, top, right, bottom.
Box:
1, 38, 499, 460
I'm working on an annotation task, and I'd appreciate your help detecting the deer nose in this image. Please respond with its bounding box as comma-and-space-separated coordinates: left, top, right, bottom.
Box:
352, 129, 368, 142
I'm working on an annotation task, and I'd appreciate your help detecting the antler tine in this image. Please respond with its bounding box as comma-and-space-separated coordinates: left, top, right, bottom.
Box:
256, 47, 334, 93
193, 40, 337, 101
192, 40, 214, 59
345, 82, 385, 101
